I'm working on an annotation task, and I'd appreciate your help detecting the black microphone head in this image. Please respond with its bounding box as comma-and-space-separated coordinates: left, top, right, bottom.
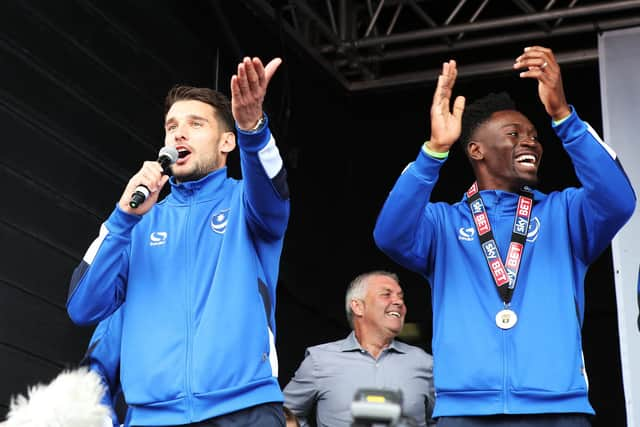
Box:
158, 146, 179, 171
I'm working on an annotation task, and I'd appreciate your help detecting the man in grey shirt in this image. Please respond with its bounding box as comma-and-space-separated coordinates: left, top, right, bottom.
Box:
284, 271, 435, 427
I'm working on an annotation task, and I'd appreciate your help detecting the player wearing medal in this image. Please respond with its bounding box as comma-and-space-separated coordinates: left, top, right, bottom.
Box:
373, 46, 636, 427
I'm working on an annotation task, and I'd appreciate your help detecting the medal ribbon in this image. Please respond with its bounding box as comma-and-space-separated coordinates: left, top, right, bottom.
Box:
466, 182, 533, 305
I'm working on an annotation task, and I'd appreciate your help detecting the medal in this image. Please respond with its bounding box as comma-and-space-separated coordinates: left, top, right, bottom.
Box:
495, 309, 518, 329
466, 182, 533, 331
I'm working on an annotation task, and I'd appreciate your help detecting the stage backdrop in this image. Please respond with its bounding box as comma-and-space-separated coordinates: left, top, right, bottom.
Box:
598, 26, 640, 427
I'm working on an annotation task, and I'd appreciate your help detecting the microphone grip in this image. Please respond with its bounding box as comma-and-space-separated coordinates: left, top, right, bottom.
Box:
158, 157, 173, 174
128, 147, 177, 209
129, 185, 150, 209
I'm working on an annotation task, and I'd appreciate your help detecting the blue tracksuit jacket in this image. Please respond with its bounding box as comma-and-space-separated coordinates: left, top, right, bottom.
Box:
67, 120, 290, 425
373, 108, 635, 417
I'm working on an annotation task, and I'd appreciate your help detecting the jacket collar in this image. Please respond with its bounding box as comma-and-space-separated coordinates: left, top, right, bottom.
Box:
167, 167, 228, 204
461, 188, 544, 205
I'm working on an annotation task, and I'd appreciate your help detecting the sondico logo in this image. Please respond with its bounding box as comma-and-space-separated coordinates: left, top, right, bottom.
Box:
458, 227, 475, 241
149, 231, 168, 246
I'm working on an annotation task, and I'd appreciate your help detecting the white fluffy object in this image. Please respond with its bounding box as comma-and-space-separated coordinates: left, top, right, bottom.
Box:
1, 367, 111, 427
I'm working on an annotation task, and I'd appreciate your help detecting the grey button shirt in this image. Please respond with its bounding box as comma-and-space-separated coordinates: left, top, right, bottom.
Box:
283, 332, 435, 427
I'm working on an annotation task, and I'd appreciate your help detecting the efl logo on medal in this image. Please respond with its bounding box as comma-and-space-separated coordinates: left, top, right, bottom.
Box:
496, 309, 518, 329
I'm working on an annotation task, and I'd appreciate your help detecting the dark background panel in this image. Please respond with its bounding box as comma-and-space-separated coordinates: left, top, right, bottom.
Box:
0, 164, 100, 261
0, 1, 160, 145
20, 0, 181, 103
0, 109, 118, 231
0, 47, 152, 183
0, 221, 81, 307
0, 285, 91, 365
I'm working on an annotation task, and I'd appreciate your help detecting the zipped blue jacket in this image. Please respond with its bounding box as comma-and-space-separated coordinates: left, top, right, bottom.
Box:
373, 108, 635, 417
67, 120, 290, 426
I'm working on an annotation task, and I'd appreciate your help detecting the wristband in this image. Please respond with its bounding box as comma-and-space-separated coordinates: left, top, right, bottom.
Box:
422, 141, 449, 159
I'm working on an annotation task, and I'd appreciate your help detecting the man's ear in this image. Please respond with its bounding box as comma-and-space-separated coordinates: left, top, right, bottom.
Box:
350, 299, 364, 317
220, 131, 236, 154
467, 141, 484, 161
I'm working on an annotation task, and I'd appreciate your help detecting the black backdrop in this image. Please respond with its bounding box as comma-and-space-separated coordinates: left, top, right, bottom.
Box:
0, 1, 626, 425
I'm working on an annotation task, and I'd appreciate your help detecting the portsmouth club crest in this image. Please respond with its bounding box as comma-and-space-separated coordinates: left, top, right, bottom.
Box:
210, 209, 230, 234
526, 217, 541, 242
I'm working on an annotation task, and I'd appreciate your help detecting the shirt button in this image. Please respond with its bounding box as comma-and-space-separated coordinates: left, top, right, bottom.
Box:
262, 353, 268, 361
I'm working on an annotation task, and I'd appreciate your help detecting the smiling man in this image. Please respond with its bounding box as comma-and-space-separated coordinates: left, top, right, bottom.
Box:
283, 271, 435, 427
373, 46, 636, 427
66, 57, 290, 426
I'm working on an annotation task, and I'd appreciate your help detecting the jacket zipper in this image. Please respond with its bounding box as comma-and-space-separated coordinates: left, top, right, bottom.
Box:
185, 196, 194, 420
503, 328, 509, 413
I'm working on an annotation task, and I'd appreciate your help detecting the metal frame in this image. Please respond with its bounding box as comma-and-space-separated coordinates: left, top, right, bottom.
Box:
244, 0, 640, 92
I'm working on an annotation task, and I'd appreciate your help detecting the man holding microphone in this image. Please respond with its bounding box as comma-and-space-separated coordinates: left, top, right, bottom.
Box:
67, 56, 290, 427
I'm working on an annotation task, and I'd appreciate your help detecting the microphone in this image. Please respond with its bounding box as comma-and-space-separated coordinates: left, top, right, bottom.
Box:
129, 146, 179, 209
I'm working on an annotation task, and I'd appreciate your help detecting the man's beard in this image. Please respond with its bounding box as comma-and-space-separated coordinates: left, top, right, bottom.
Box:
173, 163, 215, 184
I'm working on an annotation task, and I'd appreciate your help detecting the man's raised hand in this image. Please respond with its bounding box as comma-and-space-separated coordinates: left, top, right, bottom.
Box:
513, 46, 570, 121
428, 60, 465, 153
231, 57, 282, 131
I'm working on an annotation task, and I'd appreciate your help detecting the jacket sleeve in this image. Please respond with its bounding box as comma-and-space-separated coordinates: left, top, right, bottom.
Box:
67, 206, 139, 325
81, 308, 124, 427
373, 148, 447, 276
236, 114, 290, 241
283, 349, 318, 427
556, 107, 636, 264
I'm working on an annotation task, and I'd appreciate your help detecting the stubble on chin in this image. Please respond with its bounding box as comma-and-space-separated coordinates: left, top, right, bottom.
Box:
173, 162, 214, 183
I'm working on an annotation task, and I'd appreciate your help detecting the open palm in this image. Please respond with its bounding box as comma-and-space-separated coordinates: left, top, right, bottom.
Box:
429, 60, 465, 152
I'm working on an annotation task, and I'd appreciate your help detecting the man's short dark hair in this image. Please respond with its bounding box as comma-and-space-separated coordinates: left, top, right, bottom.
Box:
459, 92, 516, 151
164, 85, 234, 132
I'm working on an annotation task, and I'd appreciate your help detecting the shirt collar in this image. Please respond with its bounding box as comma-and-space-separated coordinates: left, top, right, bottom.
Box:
340, 331, 406, 354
